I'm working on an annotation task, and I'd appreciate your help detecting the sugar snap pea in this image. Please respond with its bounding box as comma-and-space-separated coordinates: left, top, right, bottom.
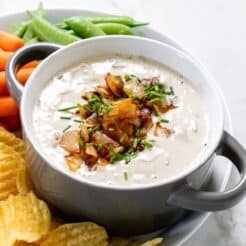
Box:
96, 23, 133, 35
22, 25, 35, 42
65, 17, 105, 38
31, 15, 79, 45
75, 15, 148, 27
25, 37, 38, 45
9, 21, 30, 37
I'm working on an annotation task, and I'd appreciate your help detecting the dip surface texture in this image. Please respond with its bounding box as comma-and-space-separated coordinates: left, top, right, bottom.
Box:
33, 55, 209, 187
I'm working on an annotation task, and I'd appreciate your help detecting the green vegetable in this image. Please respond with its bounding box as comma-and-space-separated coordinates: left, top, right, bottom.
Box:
78, 138, 85, 147
98, 143, 106, 152
60, 116, 71, 120
124, 171, 128, 180
65, 17, 105, 38
96, 23, 133, 35
73, 119, 83, 123
58, 105, 79, 112
164, 86, 175, 96
31, 2, 47, 19
30, 14, 79, 45
22, 25, 35, 42
25, 37, 39, 45
77, 15, 148, 27
9, 21, 30, 37
86, 94, 112, 116
142, 139, 153, 149
157, 117, 169, 124
62, 125, 71, 133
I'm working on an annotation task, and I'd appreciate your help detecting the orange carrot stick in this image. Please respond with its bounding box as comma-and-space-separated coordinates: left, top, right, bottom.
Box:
22, 60, 38, 69
0, 31, 24, 52
0, 97, 19, 117
0, 49, 13, 71
0, 71, 9, 96
16, 67, 35, 85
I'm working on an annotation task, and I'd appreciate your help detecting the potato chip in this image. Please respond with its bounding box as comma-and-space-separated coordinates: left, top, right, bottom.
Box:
0, 142, 24, 163
0, 142, 26, 200
41, 222, 108, 246
16, 167, 32, 194
0, 192, 51, 246
140, 238, 163, 246
0, 127, 25, 157
14, 242, 39, 246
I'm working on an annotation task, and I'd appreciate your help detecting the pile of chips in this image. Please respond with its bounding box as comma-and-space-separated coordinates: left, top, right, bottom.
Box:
0, 127, 163, 246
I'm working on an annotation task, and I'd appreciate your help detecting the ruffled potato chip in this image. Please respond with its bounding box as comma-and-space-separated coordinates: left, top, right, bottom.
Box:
41, 222, 108, 246
0, 142, 28, 200
14, 242, 39, 246
141, 238, 163, 246
16, 166, 32, 194
0, 192, 51, 246
0, 142, 25, 200
0, 127, 25, 157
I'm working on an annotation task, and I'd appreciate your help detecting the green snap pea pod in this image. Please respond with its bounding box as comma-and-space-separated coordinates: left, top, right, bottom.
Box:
22, 25, 36, 42
68, 15, 148, 27
96, 23, 133, 35
9, 21, 30, 37
56, 22, 70, 30
25, 37, 39, 45
65, 17, 105, 38
31, 15, 79, 45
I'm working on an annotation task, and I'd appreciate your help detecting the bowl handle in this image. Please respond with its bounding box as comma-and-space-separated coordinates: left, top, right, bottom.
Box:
167, 131, 246, 211
6, 43, 62, 104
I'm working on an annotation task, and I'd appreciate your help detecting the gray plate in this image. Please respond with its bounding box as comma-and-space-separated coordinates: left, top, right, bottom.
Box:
0, 9, 233, 245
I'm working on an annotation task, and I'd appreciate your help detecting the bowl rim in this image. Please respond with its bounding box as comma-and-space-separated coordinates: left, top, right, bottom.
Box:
21, 35, 224, 190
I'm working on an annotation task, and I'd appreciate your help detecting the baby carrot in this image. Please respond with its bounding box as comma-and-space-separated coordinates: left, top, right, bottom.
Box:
21, 60, 38, 69
0, 31, 24, 52
0, 49, 13, 71
0, 71, 9, 96
16, 67, 35, 85
0, 97, 19, 117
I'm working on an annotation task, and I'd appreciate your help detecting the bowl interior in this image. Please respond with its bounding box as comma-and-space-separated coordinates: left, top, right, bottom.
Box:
21, 36, 224, 188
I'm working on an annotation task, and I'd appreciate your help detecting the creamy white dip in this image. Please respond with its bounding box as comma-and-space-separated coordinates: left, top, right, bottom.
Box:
33, 55, 209, 187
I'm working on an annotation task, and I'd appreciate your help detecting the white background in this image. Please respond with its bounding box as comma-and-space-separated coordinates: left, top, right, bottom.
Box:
1, 0, 246, 245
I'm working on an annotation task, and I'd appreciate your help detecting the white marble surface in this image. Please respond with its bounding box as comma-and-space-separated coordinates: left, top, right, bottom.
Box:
1, 0, 246, 245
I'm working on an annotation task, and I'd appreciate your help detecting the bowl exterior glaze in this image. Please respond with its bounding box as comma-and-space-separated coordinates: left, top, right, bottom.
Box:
24, 130, 213, 235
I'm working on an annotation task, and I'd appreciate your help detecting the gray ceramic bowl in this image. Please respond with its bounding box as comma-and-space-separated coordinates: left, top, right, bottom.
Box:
6, 36, 246, 235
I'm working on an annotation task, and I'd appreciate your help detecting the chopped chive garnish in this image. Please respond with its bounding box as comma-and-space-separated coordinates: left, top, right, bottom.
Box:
98, 143, 105, 152
58, 105, 79, 112
124, 171, 128, 181
164, 86, 175, 96
170, 86, 174, 95
73, 119, 83, 123
157, 117, 169, 124
134, 128, 140, 137
78, 138, 85, 147
62, 125, 71, 133
133, 138, 139, 149
142, 139, 153, 149
60, 116, 71, 120
124, 73, 130, 81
